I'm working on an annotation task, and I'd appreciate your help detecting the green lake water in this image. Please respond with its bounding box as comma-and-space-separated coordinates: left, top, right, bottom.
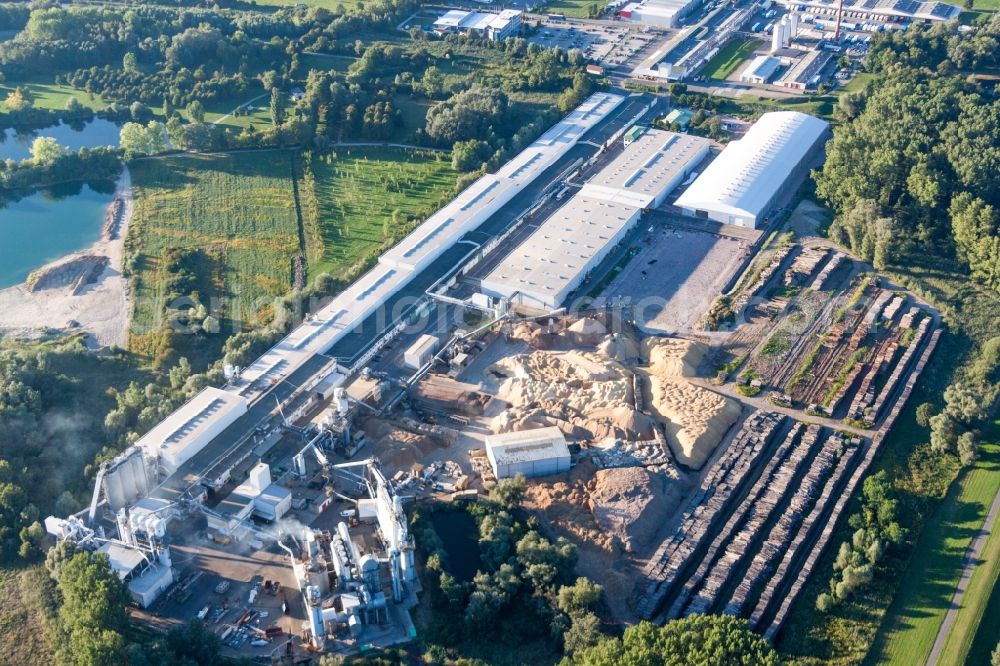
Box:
0, 182, 114, 288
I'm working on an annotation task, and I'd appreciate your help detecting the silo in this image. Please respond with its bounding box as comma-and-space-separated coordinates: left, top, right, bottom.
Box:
103, 467, 128, 510
128, 449, 150, 500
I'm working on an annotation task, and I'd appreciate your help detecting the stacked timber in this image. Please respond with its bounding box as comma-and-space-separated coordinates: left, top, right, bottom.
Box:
684, 425, 823, 616
749, 437, 861, 630
809, 252, 844, 291
665, 422, 805, 619
633, 412, 784, 619
726, 432, 844, 616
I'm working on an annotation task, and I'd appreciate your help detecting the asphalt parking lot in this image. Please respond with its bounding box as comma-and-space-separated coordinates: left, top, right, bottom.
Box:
598, 223, 752, 335
528, 21, 656, 66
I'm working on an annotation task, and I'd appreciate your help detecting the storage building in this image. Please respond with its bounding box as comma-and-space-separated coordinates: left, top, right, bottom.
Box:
99, 541, 174, 608
740, 55, 781, 84
486, 427, 572, 478
774, 0, 960, 24
674, 111, 829, 228
135, 387, 248, 476
619, 0, 699, 27
480, 129, 711, 310
404, 334, 440, 369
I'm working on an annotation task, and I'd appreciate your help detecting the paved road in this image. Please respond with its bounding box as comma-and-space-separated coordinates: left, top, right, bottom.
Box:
926, 482, 1000, 665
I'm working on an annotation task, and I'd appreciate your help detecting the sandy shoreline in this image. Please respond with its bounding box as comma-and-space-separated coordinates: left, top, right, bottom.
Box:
0, 165, 133, 348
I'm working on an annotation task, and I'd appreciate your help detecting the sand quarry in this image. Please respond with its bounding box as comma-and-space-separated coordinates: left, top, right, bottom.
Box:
0, 167, 133, 348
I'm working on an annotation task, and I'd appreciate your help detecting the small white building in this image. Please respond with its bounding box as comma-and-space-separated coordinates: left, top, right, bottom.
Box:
486, 427, 572, 478
210, 462, 291, 534
99, 541, 174, 608
404, 334, 440, 369
741, 55, 781, 84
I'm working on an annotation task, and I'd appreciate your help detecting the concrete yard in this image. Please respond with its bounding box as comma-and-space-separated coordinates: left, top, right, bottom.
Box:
598, 223, 753, 335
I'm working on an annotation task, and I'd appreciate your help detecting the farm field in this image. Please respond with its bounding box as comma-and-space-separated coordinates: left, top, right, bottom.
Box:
937, 422, 1000, 666
304, 146, 456, 281
126, 151, 302, 362
703, 37, 760, 80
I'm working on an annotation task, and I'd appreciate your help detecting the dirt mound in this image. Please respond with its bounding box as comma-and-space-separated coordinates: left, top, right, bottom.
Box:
26, 254, 109, 294
644, 337, 708, 378
639, 337, 739, 469
523, 460, 689, 556
489, 350, 654, 441
645, 379, 740, 469
359, 418, 442, 472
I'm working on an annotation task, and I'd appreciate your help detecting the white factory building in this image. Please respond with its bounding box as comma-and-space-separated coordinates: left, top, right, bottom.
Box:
210, 462, 291, 536
433, 9, 523, 40
486, 427, 572, 478
740, 55, 781, 84
619, 0, 699, 27
479, 128, 711, 311
674, 111, 829, 229
135, 387, 248, 477
228, 92, 624, 407
775, 0, 960, 24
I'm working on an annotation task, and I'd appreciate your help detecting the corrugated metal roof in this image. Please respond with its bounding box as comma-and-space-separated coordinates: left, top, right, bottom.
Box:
674, 111, 828, 222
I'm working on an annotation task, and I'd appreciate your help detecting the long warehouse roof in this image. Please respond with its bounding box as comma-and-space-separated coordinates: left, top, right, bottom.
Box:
673, 111, 828, 221
779, 0, 960, 21
233, 92, 624, 397
581, 130, 712, 208
135, 387, 248, 469
482, 129, 710, 308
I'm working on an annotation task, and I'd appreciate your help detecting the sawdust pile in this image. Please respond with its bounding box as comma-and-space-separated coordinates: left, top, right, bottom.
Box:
489, 350, 656, 441
522, 460, 689, 556
640, 338, 740, 469
360, 419, 442, 472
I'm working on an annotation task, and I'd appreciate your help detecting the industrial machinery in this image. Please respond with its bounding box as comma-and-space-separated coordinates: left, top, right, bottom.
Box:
284, 459, 415, 651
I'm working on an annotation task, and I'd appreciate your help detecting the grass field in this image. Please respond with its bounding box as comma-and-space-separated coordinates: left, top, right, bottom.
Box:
127, 151, 302, 361
866, 432, 1000, 666
702, 37, 761, 81
0, 81, 106, 112
0, 566, 55, 666
973, 0, 1000, 9
936, 421, 1000, 666
304, 147, 456, 280
965, 561, 1000, 665
534, 0, 607, 17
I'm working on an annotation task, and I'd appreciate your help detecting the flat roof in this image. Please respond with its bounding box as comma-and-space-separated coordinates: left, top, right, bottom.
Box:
135, 387, 247, 468
778, 0, 960, 20
487, 427, 571, 464
742, 55, 781, 80
482, 129, 710, 307
582, 130, 712, 208
256, 483, 292, 507
674, 111, 829, 221
99, 542, 146, 579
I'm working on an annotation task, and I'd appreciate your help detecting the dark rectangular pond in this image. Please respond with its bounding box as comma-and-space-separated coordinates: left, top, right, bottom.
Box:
429, 509, 482, 583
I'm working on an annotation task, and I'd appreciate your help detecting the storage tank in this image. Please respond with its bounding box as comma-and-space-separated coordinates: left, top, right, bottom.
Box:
360, 554, 381, 593
128, 450, 150, 499
102, 466, 128, 511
